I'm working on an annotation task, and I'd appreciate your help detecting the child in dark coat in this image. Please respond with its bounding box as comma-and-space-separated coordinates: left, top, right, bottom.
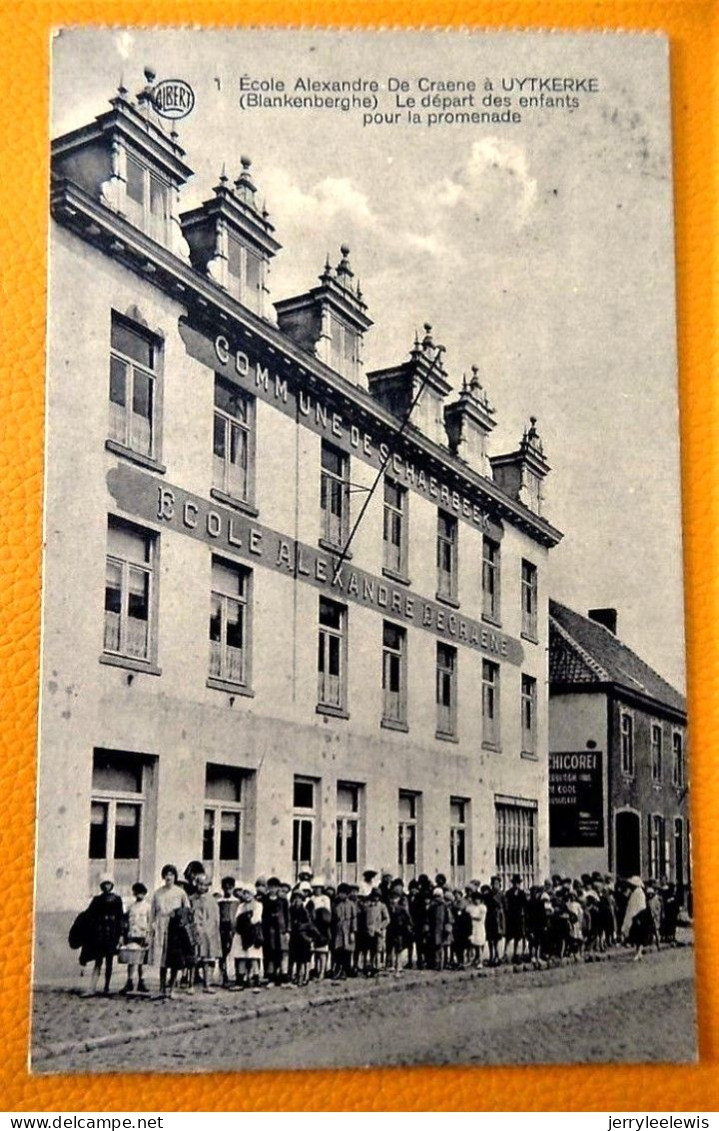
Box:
79, 874, 125, 996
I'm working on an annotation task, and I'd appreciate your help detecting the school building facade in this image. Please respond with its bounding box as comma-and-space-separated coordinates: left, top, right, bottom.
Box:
548, 602, 690, 903
36, 78, 563, 972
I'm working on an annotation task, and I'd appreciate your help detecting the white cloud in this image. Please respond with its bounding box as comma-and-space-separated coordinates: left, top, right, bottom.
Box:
263, 169, 376, 230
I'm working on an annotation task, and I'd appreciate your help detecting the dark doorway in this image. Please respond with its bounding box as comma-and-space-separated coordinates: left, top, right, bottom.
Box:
615, 810, 641, 877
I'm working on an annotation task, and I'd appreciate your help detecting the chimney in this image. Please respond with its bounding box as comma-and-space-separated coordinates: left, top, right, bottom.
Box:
588, 607, 618, 635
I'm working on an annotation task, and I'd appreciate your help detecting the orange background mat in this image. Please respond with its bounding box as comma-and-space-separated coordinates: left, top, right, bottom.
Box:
1, 0, 716, 1112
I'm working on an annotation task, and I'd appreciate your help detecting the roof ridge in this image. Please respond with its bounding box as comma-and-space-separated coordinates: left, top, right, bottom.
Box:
549, 616, 610, 681
549, 598, 684, 702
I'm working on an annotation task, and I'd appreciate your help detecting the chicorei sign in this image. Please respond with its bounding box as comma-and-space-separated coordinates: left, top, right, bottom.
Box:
179, 318, 505, 542
108, 464, 524, 665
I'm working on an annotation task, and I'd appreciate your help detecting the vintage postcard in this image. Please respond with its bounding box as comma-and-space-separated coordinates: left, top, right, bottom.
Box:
32, 26, 693, 1073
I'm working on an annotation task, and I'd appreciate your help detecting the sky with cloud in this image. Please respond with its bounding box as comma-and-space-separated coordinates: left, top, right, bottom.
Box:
52, 28, 686, 690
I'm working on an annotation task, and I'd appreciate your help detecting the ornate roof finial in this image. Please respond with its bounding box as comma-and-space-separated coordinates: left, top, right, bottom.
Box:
218, 163, 228, 186
523, 415, 544, 455
422, 322, 434, 349
235, 156, 257, 207
336, 243, 353, 283
469, 364, 481, 392
137, 66, 157, 112
144, 66, 157, 85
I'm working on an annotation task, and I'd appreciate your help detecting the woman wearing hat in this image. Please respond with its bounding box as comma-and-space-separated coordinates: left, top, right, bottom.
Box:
79, 874, 125, 996
621, 876, 650, 960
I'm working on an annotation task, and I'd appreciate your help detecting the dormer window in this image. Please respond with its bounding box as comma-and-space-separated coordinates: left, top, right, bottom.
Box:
124, 153, 170, 244
330, 317, 358, 379
227, 236, 263, 312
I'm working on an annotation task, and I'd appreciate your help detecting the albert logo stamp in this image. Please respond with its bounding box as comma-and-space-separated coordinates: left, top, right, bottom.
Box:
152, 77, 195, 119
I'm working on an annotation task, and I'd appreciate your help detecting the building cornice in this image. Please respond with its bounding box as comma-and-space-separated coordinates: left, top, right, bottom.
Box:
50, 175, 563, 548
549, 680, 687, 726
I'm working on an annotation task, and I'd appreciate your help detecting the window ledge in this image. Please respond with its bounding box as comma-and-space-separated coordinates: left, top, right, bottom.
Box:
206, 677, 255, 698
521, 750, 539, 761
482, 613, 503, 629
482, 741, 502, 753
382, 567, 411, 587
99, 653, 162, 677
435, 592, 460, 609
105, 439, 166, 474
621, 772, 635, 781
319, 538, 352, 560
521, 631, 539, 645
210, 489, 259, 518
381, 718, 409, 733
316, 703, 349, 720
436, 730, 459, 744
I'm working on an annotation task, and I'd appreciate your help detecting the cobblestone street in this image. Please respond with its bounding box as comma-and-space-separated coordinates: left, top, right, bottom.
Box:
32, 943, 695, 1074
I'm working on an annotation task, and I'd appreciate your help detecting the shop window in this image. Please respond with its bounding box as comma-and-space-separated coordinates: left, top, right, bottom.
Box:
495, 796, 537, 888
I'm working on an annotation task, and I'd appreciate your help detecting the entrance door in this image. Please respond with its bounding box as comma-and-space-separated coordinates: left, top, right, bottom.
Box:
615, 810, 641, 878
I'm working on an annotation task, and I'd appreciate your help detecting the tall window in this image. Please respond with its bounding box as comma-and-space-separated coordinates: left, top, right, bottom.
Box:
398, 791, 420, 881
649, 813, 665, 879
521, 560, 538, 639
495, 797, 537, 888
320, 442, 348, 549
382, 622, 407, 727
124, 155, 170, 244
336, 782, 361, 884
109, 315, 158, 458
329, 317, 358, 378
436, 511, 458, 601
292, 777, 317, 880
318, 598, 347, 711
672, 731, 685, 788
482, 537, 501, 622
383, 479, 407, 577
620, 712, 634, 776
227, 237, 263, 313
521, 674, 537, 754
651, 723, 663, 782
450, 798, 468, 888
436, 643, 457, 737
89, 750, 151, 893
213, 377, 254, 503
209, 558, 250, 686
104, 518, 155, 662
203, 764, 246, 882
482, 660, 501, 747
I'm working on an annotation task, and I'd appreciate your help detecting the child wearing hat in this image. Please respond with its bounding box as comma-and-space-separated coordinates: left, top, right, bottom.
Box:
228, 888, 265, 990
119, 881, 150, 995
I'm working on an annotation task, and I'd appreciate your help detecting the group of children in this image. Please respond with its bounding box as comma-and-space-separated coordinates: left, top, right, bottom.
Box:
69, 862, 683, 997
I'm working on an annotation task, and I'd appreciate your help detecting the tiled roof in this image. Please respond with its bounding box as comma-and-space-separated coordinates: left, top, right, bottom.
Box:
549, 599, 686, 715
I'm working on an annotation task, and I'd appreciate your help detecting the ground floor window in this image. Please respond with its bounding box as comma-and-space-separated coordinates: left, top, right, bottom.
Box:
494, 796, 537, 888
203, 764, 248, 883
336, 781, 362, 884
292, 776, 318, 880
398, 790, 421, 881
89, 749, 155, 896
450, 798, 468, 888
